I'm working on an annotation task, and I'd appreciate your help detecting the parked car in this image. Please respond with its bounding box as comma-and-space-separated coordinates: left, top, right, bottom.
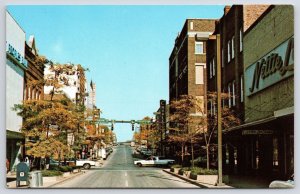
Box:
134, 156, 175, 167
75, 159, 96, 169
269, 174, 294, 188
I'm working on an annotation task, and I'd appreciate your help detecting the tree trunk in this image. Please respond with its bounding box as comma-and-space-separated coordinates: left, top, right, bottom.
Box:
191, 142, 194, 168
206, 144, 210, 170
181, 144, 184, 165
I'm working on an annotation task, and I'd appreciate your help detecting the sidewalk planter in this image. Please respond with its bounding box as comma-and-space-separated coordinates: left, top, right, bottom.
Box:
190, 174, 229, 185
178, 169, 185, 175
170, 168, 180, 174
62, 172, 71, 177
43, 175, 63, 183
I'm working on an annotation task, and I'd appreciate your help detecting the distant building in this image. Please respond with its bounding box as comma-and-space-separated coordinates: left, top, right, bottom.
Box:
6, 11, 27, 171
44, 64, 86, 104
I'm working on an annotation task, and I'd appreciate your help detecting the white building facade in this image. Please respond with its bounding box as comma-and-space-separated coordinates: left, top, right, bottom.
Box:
6, 11, 27, 171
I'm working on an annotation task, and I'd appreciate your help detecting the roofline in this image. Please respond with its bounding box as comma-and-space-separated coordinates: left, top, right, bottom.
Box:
6, 10, 26, 33
244, 5, 275, 35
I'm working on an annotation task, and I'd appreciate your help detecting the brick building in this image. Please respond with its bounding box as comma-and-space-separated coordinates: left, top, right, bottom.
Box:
206, 5, 270, 174
24, 36, 44, 101
241, 5, 293, 179
207, 5, 294, 180
169, 19, 216, 110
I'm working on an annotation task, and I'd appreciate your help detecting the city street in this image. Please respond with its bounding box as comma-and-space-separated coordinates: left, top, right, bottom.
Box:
51, 145, 199, 188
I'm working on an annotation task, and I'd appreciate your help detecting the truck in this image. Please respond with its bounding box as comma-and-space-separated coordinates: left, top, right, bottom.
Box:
134, 156, 175, 167
76, 159, 96, 169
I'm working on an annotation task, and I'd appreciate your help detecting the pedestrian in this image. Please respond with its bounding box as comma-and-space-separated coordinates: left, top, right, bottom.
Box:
25, 156, 30, 167
6, 158, 10, 173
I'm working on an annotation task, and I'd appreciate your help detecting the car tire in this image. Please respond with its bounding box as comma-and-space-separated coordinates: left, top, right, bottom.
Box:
137, 163, 142, 167
83, 163, 91, 169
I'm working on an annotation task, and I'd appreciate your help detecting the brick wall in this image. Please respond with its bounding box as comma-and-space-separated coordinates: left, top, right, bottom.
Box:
243, 5, 271, 32
244, 5, 294, 122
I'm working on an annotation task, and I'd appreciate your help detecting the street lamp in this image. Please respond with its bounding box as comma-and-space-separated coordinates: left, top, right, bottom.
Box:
209, 34, 224, 186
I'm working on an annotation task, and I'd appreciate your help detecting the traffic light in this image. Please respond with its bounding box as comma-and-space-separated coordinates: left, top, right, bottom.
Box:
111, 123, 114, 131
132, 123, 134, 131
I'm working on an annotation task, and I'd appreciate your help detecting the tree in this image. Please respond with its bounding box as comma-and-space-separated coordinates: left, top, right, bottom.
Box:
202, 92, 242, 169
168, 95, 204, 166
13, 56, 87, 163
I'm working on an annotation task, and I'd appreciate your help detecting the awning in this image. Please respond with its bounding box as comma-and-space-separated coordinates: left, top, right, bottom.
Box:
6, 129, 25, 140
224, 106, 294, 134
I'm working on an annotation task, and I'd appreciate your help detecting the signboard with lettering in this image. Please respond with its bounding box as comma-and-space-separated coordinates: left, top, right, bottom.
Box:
245, 36, 294, 96
6, 42, 28, 68
242, 130, 273, 135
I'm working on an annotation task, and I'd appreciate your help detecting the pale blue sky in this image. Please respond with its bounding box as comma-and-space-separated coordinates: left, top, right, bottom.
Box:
7, 5, 224, 142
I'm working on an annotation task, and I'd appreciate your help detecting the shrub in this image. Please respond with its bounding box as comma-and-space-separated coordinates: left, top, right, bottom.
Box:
41, 170, 63, 177
59, 166, 73, 172
192, 167, 217, 175
170, 164, 182, 169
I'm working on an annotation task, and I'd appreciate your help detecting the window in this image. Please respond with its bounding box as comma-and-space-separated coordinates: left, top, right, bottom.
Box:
209, 61, 212, 79
228, 83, 231, 108
222, 48, 224, 68
195, 65, 204, 84
232, 80, 236, 106
212, 57, 215, 77
195, 42, 204, 54
227, 40, 231, 62
210, 100, 213, 115
241, 75, 244, 102
27, 87, 30, 100
24, 86, 27, 100
240, 29, 243, 52
190, 21, 194, 30
213, 101, 216, 115
232, 36, 235, 59
222, 89, 225, 108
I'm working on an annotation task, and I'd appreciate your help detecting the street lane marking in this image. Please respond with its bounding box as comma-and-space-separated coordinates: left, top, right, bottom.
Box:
125, 180, 128, 187
125, 172, 127, 177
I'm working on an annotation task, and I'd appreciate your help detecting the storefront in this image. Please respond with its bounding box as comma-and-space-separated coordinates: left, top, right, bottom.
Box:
6, 11, 27, 171
223, 5, 294, 180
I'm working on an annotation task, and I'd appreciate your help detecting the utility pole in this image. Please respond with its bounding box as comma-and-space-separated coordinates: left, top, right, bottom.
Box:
209, 34, 223, 186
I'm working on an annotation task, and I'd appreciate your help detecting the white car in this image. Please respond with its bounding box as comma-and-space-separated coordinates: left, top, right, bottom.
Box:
269, 175, 294, 188
76, 159, 96, 169
134, 156, 175, 167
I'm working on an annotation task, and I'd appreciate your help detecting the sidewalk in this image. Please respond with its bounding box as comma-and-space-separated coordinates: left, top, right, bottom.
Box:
163, 169, 270, 188
6, 169, 87, 188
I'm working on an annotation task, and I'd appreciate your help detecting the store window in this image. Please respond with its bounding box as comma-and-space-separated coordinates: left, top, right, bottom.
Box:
195, 41, 204, 54
273, 137, 279, 167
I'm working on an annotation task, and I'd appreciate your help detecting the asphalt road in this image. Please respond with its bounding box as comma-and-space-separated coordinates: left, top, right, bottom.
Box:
52, 145, 199, 188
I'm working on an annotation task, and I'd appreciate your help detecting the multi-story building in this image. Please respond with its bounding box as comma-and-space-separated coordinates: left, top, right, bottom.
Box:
24, 35, 44, 101
236, 5, 293, 179
6, 11, 27, 171
169, 19, 216, 111
206, 5, 270, 174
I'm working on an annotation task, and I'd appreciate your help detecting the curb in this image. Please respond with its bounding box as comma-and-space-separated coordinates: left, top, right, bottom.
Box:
162, 169, 208, 188
162, 169, 233, 189
46, 171, 85, 188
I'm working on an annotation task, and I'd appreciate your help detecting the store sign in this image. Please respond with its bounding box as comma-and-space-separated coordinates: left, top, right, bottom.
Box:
242, 130, 273, 135
245, 36, 294, 96
6, 42, 28, 68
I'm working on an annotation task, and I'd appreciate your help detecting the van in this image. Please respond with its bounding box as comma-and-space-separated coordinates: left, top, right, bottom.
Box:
100, 148, 107, 160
